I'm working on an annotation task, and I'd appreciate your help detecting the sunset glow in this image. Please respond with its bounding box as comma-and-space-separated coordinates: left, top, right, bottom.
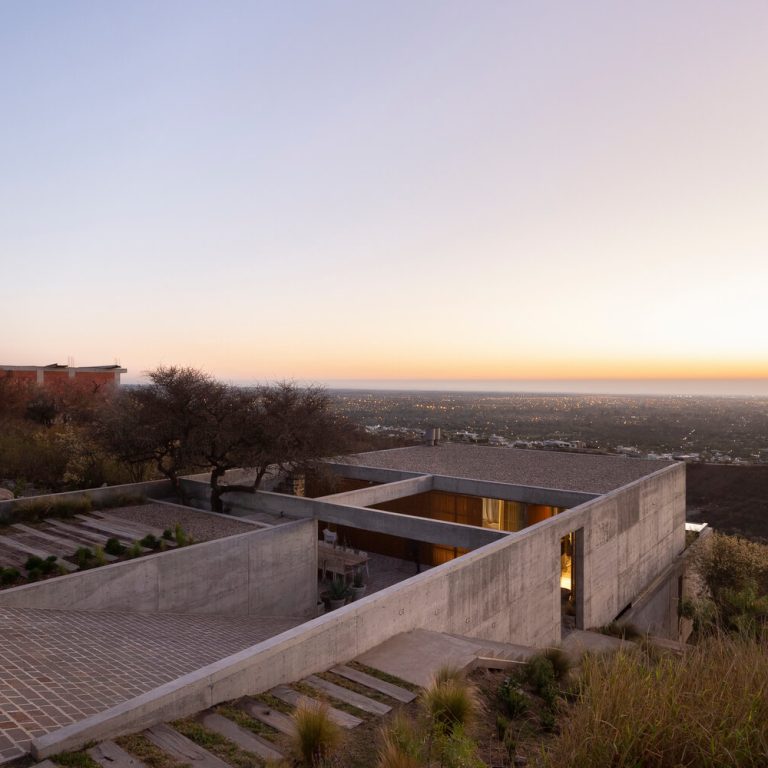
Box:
2, 2, 767, 393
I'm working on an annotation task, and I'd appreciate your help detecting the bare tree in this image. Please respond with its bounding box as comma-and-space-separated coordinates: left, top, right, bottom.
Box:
97, 368, 351, 511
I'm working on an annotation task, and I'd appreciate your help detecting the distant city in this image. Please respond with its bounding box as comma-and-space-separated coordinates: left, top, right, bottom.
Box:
329, 390, 768, 465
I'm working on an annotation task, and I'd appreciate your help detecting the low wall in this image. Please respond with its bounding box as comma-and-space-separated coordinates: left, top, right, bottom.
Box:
0, 518, 317, 618
0, 479, 174, 522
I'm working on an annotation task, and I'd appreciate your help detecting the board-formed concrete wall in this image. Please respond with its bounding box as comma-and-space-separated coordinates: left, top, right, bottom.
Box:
0, 518, 317, 618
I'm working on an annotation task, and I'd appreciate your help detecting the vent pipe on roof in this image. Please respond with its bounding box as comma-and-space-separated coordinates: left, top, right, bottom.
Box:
423, 427, 441, 446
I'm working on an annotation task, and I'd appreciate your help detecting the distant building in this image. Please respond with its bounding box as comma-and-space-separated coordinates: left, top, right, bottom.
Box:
0, 364, 126, 387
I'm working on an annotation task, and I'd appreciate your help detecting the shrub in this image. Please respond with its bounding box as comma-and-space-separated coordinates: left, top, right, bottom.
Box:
25, 555, 44, 571
499, 677, 528, 719
495, 713, 508, 740
127, 541, 143, 559
540, 647, 572, 681
379, 710, 423, 766
694, 533, 768, 601
92, 546, 107, 567
430, 725, 485, 768
524, 655, 556, 696
538, 635, 768, 768
174, 523, 188, 546
162, 528, 174, 541
290, 700, 342, 766
104, 537, 125, 556
0, 567, 21, 586
140, 534, 159, 550
74, 547, 95, 569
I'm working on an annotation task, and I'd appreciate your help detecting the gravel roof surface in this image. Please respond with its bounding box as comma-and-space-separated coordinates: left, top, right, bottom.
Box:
107, 503, 257, 541
342, 444, 675, 495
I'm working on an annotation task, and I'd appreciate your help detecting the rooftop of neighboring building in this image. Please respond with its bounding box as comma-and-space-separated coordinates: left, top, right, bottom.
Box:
342, 443, 675, 495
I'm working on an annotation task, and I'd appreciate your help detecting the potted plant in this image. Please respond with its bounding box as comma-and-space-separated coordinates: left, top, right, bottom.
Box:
350, 568, 367, 601
327, 577, 350, 609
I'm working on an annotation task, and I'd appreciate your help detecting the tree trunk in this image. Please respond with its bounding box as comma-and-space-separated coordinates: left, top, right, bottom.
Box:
210, 467, 226, 513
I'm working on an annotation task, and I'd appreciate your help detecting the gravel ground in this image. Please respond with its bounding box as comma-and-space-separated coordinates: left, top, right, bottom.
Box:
105, 503, 257, 542
343, 443, 675, 494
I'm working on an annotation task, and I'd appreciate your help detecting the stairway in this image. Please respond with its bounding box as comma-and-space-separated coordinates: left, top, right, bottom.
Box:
31, 664, 417, 768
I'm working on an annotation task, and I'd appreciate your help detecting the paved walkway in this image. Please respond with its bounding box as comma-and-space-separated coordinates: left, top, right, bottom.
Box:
0, 607, 302, 763
355, 629, 535, 686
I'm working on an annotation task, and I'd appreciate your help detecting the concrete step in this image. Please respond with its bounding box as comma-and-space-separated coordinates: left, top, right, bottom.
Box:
240, 698, 296, 736
303, 674, 391, 715
270, 685, 363, 729
88, 740, 147, 768
200, 712, 283, 761
29, 760, 58, 768
144, 724, 229, 768
330, 664, 417, 703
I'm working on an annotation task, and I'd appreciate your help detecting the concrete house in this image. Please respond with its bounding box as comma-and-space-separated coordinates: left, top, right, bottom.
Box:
0, 443, 686, 761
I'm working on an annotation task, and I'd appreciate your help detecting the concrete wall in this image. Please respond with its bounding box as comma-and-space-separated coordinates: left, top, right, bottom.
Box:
0, 479, 174, 522
542, 462, 686, 629
0, 519, 317, 619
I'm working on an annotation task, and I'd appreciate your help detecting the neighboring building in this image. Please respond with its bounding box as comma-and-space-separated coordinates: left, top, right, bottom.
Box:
0, 363, 126, 387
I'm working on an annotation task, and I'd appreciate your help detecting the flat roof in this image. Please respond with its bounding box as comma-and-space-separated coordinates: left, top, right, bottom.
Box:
342, 444, 675, 495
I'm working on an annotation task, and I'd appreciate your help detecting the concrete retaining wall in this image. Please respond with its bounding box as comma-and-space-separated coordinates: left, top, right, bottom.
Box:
0, 518, 317, 618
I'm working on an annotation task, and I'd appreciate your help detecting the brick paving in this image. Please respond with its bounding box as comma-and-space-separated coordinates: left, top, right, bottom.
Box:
0, 607, 302, 763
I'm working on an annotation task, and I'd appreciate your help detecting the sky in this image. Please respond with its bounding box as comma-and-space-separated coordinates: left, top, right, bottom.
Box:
1, 2, 767, 393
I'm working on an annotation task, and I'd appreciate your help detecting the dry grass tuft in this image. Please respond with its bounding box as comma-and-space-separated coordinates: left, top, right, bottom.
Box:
291, 700, 343, 766
420, 674, 483, 735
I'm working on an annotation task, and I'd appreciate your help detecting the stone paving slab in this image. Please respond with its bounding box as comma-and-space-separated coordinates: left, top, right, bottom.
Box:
330, 665, 417, 703
144, 724, 229, 768
0, 607, 302, 764
88, 740, 148, 768
303, 675, 391, 715
200, 712, 284, 761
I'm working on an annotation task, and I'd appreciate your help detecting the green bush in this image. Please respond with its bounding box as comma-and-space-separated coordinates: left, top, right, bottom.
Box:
173, 523, 189, 546
499, 677, 528, 718
25, 555, 44, 571
540, 647, 572, 681
140, 534, 159, 550
104, 537, 125, 556
0, 567, 21, 586
74, 547, 95, 569
694, 533, 768, 601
